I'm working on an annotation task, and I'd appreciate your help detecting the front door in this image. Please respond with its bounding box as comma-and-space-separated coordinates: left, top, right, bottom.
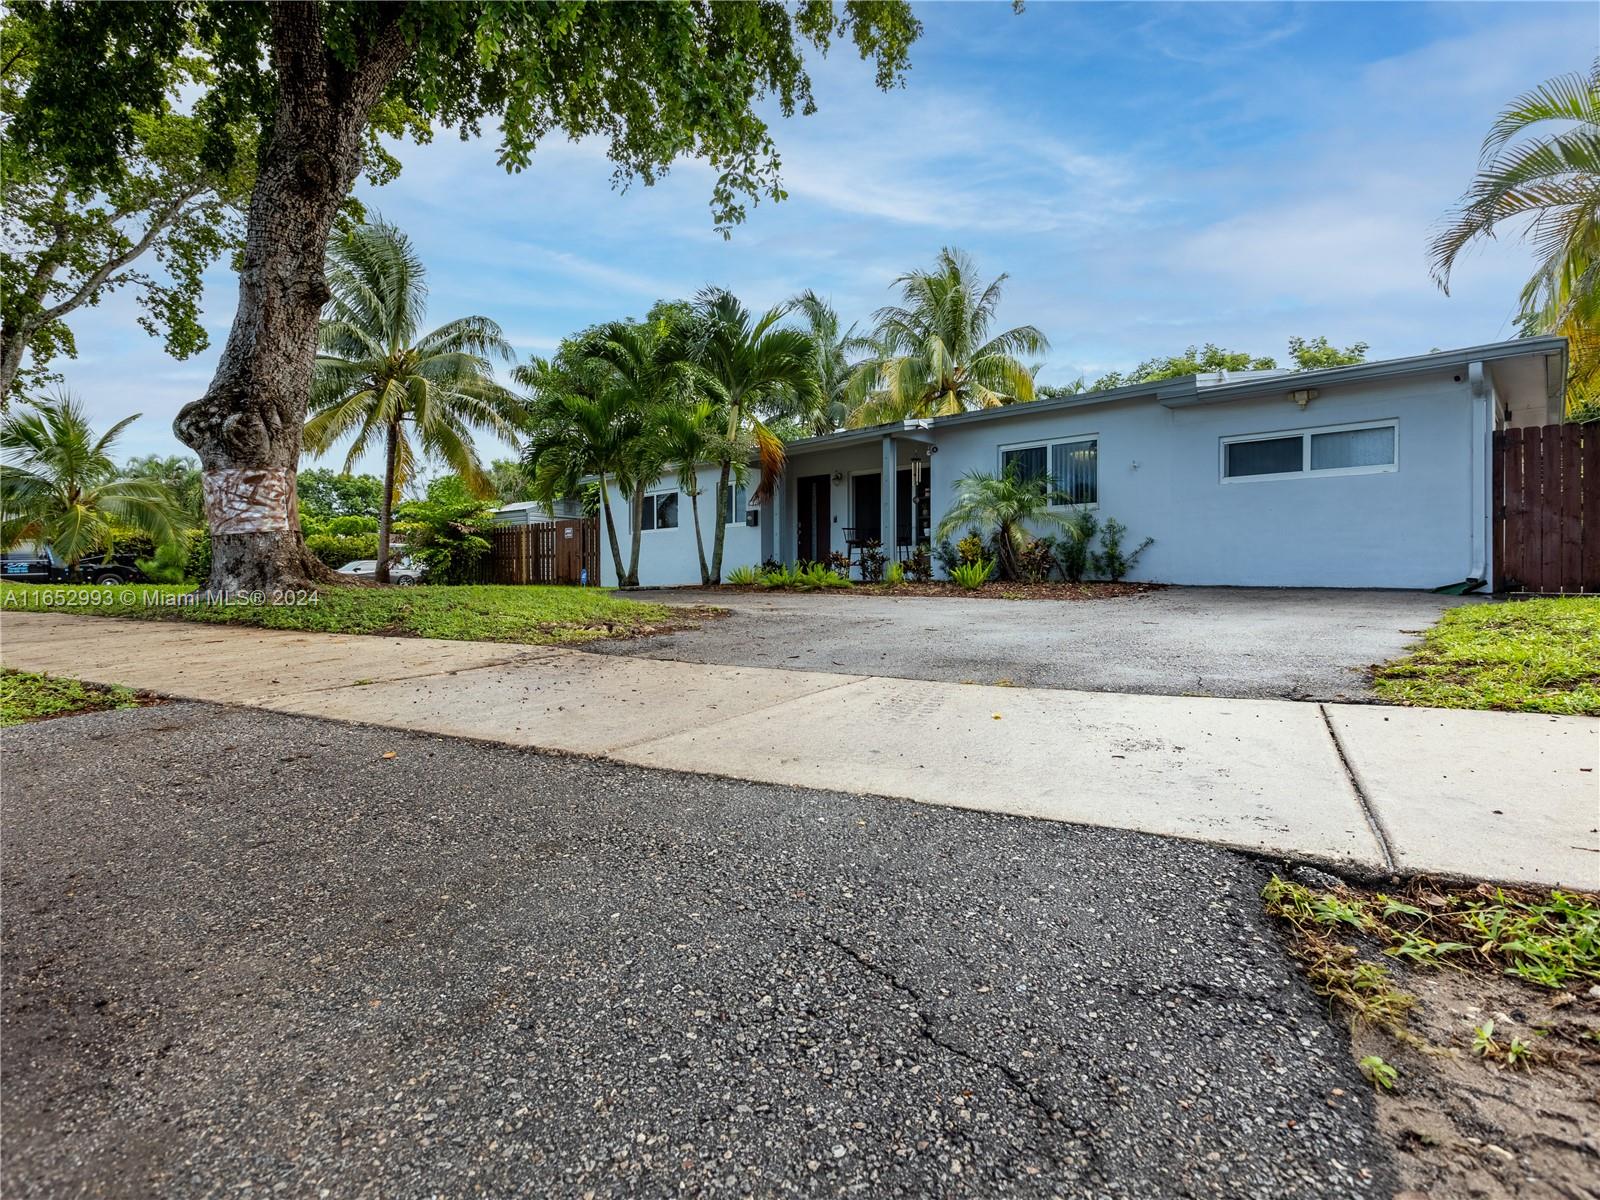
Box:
796, 474, 831, 563
851, 472, 882, 543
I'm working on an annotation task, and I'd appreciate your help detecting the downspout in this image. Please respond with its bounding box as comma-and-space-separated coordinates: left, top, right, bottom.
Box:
1467, 361, 1491, 588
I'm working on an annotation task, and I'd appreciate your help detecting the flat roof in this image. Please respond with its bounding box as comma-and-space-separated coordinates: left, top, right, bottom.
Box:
782, 335, 1567, 455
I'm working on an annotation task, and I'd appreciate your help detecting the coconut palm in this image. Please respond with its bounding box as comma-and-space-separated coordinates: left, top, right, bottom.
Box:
693, 287, 819, 581
304, 220, 522, 583
935, 467, 1081, 582
849, 248, 1049, 427
1432, 60, 1600, 413
1, 394, 184, 571
790, 290, 874, 435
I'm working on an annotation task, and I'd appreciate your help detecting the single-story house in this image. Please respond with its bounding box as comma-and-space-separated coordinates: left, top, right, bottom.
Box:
599, 336, 1569, 590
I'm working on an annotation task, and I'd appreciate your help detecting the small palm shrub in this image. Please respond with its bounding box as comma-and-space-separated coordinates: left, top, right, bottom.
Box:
763, 563, 850, 591
1053, 511, 1099, 582
725, 565, 763, 586
950, 558, 995, 590
883, 560, 905, 586
1093, 519, 1154, 582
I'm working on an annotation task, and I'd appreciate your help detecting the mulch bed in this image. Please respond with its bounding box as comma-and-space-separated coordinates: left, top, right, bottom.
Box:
700, 581, 1163, 601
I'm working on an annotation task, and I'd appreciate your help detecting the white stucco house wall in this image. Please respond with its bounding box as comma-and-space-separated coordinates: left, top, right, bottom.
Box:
598, 337, 1569, 590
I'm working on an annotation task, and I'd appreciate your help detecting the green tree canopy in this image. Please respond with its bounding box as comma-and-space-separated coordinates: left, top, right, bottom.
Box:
7, 0, 925, 593
296, 468, 385, 519
0, 16, 257, 400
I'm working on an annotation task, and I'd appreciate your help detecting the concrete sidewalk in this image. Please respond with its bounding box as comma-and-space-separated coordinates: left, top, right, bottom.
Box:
4, 612, 1595, 888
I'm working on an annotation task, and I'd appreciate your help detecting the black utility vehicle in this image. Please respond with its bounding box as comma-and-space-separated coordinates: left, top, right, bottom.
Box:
0, 543, 147, 584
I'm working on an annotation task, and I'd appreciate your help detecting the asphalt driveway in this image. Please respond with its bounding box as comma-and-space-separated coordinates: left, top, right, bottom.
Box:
589, 586, 1472, 701
1, 702, 1393, 1199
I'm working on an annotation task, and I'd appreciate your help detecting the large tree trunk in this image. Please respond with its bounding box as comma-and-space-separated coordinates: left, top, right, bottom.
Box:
375, 421, 398, 584
173, 6, 410, 595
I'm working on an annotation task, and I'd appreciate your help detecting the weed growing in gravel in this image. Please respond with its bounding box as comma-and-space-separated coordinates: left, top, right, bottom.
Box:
1358, 1055, 1398, 1090
1263, 876, 1599, 989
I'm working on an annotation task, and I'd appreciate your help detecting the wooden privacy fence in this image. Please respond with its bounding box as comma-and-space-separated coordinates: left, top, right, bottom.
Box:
480, 518, 600, 586
1494, 423, 1600, 594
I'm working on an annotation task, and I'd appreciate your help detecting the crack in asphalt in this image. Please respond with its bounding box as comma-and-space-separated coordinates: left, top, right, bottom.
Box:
813, 931, 1102, 1177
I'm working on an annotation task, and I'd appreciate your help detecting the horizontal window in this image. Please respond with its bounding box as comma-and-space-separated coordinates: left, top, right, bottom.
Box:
640, 490, 678, 531
1222, 421, 1396, 481
1001, 437, 1098, 505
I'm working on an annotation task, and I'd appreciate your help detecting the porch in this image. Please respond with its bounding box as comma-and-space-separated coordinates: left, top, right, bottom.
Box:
771, 423, 938, 572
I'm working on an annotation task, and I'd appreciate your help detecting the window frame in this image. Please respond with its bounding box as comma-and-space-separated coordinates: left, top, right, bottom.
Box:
996, 434, 1100, 508
722, 481, 754, 527
1219, 418, 1399, 484
639, 488, 680, 532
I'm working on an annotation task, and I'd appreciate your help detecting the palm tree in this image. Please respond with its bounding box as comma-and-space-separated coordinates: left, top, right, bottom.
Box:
653, 399, 732, 584
1, 394, 183, 572
304, 220, 523, 583
693, 288, 819, 581
1432, 60, 1600, 413
791, 290, 873, 435
517, 351, 648, 587
124, 453, 204, 520
935, 468, 1081, 582
849, 247, 1049, 427
585, 319, 694, 585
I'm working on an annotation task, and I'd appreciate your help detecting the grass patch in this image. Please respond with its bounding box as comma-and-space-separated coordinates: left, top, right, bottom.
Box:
1, 582, 696, 646
0, 669, 140, 726
1264, 874, 1599, 1064
1372, 598, 1600, 715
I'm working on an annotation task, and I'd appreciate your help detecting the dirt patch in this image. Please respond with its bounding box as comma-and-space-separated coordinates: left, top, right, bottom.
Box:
1353, 970, 1599, 1200
705, 581, 1162, 601
1264, 874, 1600, 1200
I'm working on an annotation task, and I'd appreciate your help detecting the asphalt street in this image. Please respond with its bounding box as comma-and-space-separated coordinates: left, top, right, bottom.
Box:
1, 702, 1395, 1198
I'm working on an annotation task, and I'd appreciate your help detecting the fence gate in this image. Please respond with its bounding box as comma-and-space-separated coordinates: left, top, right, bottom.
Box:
1493, 422, 1600, 594
483, 517, 601, 585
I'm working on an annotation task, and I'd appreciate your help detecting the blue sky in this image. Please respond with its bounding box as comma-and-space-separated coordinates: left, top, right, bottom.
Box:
59, 1, 1598, 471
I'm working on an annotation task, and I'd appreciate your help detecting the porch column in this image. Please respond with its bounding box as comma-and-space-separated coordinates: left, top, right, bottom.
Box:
768, 471, 785, 564
881, 434, 897, 560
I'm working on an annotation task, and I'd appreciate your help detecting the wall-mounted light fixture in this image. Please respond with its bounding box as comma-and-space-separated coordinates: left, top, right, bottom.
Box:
831, 470, 843, 483
1289, 388, 1319, 409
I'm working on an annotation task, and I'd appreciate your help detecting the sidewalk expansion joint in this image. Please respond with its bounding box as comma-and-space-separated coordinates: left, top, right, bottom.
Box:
1318, 703, 1396, 874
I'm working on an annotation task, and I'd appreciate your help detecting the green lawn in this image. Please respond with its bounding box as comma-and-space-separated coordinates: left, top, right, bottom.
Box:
0, 582, 698, 645
1373, 598, 1600, 716
0, 669, 140, 727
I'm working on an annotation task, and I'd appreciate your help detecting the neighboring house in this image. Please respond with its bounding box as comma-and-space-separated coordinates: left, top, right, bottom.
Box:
492, 498, 585, 525
599, 336, 1569, 590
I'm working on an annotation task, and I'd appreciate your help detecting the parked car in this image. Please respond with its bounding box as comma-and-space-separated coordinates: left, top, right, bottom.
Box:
0, 542, 147, 584
336, 558, 422, 585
